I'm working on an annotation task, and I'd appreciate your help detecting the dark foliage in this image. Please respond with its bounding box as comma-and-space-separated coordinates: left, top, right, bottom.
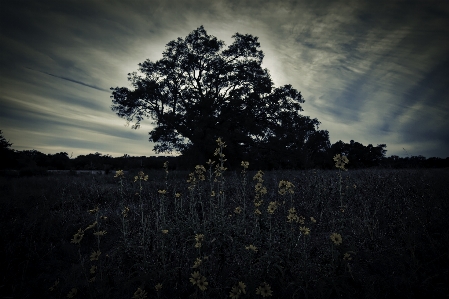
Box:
110, 26, 329, 169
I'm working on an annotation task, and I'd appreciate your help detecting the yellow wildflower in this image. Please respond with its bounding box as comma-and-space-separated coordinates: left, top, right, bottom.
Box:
88, 206, 99, 214
299, 226, 311, 235
162, 229, 168, 234
122, 206, 130, 217
267, 201, 278, 214
90, 250, 101, 261
90, 265, 97, 274
93, 230, 107, 236
132, 287, 147, 299
67, 288, 77, 298
234, 206, 242, 214
49, 279, 59, 291
114, 170, 125, 177
155, 283, 163, 291
330, 233, 343, 245
85, 221, 97, 231
256, 282, 273, 297
192, 257, 202, 268
71, 228, 84, 244
195, 234, 204, 243
196, 275, 208, 291
190, 271, 201, 285
245, 244, 258, 252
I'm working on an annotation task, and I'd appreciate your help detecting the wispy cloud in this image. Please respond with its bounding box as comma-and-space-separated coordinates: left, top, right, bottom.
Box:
0, 0, 448, 158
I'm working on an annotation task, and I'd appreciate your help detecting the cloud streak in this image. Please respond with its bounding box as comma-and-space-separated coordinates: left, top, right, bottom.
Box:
0, 0, 448, 158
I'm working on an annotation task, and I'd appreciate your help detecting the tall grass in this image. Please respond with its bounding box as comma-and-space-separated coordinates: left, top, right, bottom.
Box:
0, 139, 448, 298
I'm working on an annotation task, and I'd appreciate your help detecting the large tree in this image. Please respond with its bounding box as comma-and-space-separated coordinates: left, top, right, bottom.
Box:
111, 26, 309, 167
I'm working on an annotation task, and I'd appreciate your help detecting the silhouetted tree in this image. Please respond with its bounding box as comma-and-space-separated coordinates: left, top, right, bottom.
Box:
330, 140, 386, 169
111, 26, 311, 168
252, 112, 330, 169
0, 130, 17, 169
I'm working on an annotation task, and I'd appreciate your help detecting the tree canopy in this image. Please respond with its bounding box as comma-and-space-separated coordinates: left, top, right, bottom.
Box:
111, 26, 328, 168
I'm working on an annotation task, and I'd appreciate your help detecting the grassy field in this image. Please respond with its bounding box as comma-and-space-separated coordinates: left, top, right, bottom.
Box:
1, 142, 448, 298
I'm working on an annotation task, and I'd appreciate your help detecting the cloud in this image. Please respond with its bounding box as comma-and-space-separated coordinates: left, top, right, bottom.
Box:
0, 0, 448, 158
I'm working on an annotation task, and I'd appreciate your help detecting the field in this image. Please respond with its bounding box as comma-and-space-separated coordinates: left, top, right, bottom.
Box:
1, 144, 448, 298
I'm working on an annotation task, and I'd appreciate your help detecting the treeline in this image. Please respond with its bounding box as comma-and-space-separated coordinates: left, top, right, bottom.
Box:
1, 140, 448, 175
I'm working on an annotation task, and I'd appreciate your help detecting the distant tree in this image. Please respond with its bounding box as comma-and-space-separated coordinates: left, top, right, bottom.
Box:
330, 140, 386, 169
47, 152, 71, 170
252, 112, 330, 169
111, 26, 311, 168
0, 130, 17, 169
0, 130, 12, 150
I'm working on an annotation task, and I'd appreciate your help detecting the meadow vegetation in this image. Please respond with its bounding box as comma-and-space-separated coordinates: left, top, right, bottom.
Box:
1, 138, 448, 298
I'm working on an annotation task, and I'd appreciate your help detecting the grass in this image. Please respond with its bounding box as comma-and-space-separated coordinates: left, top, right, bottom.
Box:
0, 139, 448, 298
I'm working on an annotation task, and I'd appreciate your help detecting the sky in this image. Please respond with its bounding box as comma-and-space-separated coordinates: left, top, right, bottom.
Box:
1, 0, 448, 159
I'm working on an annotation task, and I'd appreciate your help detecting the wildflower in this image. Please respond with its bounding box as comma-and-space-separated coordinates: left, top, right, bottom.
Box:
216, 137, 226, 146
67, 288, 77, 298
114, 170, 125, 178
343, 252, 352, 261
299, 226, 311, 235
310, 217, 317, 223
192, 257, 202, 268
298, 215, 305, 225
195, 242, 202, 248
254, 208, 261, 215
333, 154, 349, 171
190, 271, 201, 285
196, 275, 209, 291
211, 190, 216, 197
85, 222, 97, 231
256, 282, 273, 297
267, 201, 278, 214
253, 170, 264, 182
254, 200, 263, 207
234, 206, 242, 214
230, 286, 241, 299
132, 287, 147, 299
278, 180, 295, 195
49, 279, 59, 291
88, 206, 99, 214
155, 283, 163, 291
90, 265, 97, 274
122, 206, 130, 217
89, 276, 96, 282
195, 234, 204, 243
175, 192, 181, 198
90, 250, 101, 261
238, 282, 246, 294
330, 233, 343, 245
353, 184, 357, 189
245, 244, 258, 252
287, 208, 299, 222
93, 230, 107, 236
158, 189, 167, 195
162, 229, 168, 234
71, 228, 84, 244
134, 171, 149, 182
241, 161, 249, 169
287, 213, 298, 222
206, 159, 215, 165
